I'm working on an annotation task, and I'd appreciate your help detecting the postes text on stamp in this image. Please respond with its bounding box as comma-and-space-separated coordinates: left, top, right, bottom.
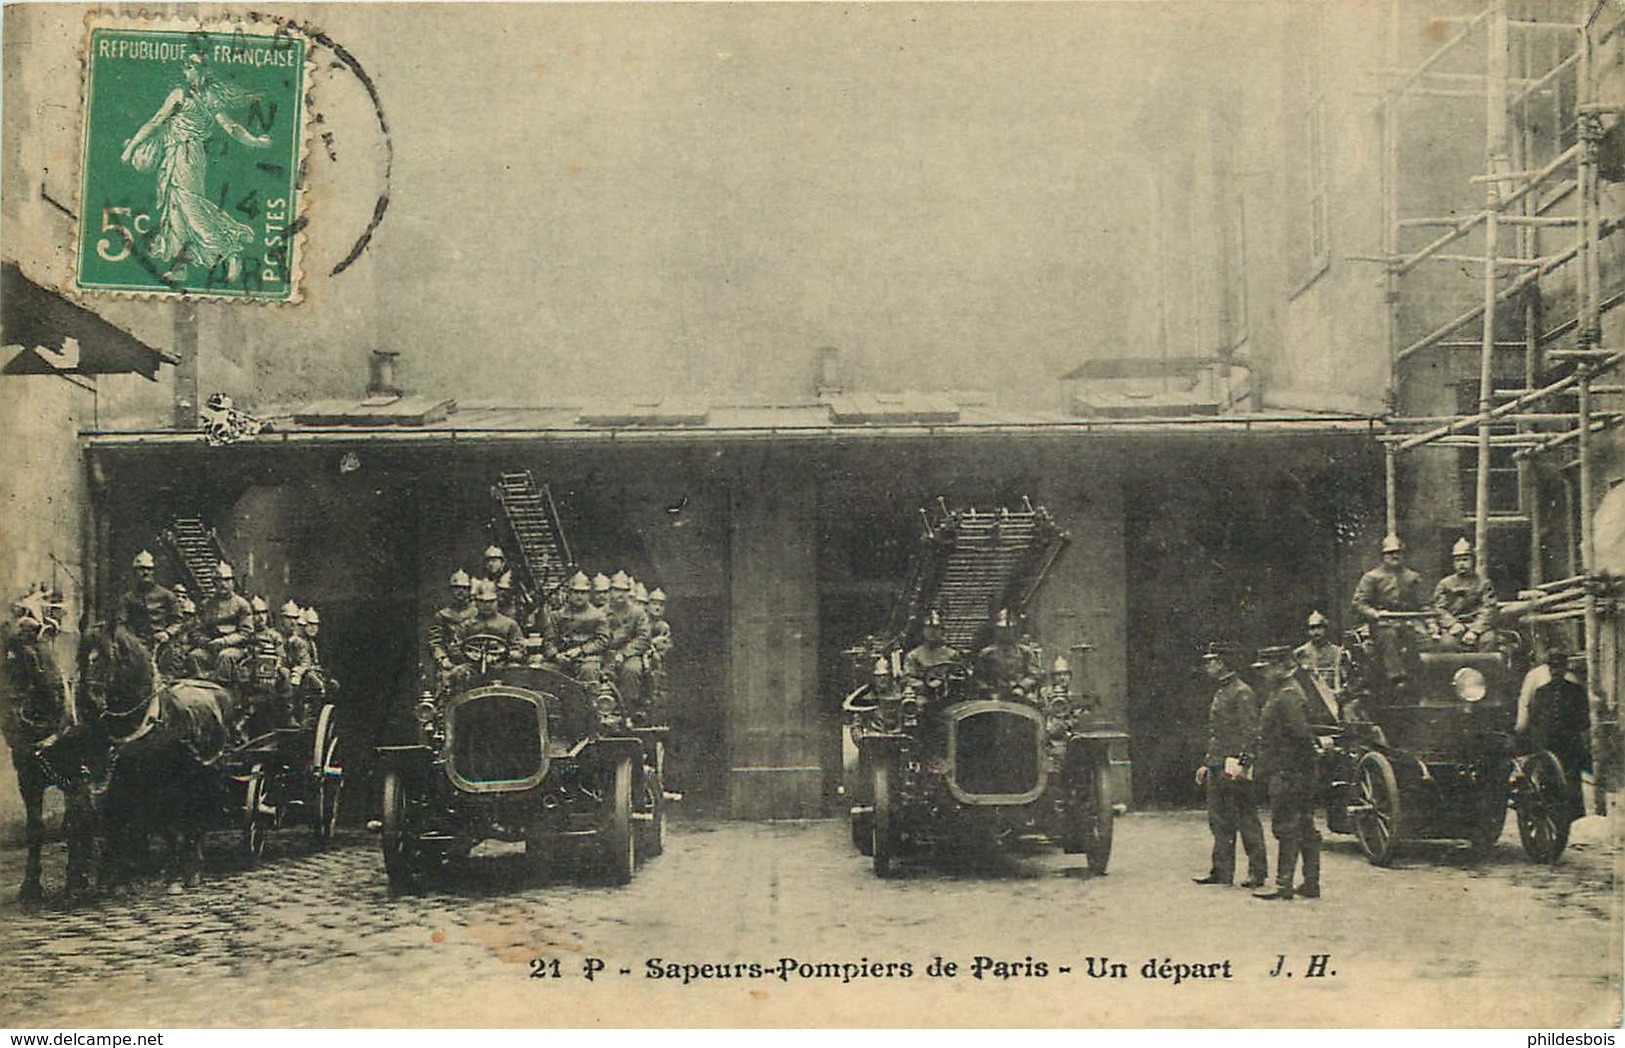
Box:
76, 24, 307, 301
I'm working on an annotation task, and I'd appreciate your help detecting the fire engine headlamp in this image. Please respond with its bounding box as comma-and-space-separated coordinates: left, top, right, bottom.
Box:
1452, 666, 1487, 703
594, 691, 618, 717
414, 699, 438, 725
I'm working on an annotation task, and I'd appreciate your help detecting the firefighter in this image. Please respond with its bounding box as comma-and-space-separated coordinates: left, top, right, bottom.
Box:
452, 579, 525, 674
1432, 537, 1497, 650
544, 571, 610, 684
244, 595, 290, 730
117, 550, 182, 652
590, 572, 611, 610
604, 571, 652, 709
428, 569, 477, 680
1294, 610, 1353, 720
1351, 534, 1429, 686
648, 587, 672, 660
157, 584, 198, 679
1192, 642, 1268, 889
1252, 646, 1322, 902
904, 609, 959, 678
187, 562, 253, 682
481, 546, 517, 620
977, 609, 1037, 691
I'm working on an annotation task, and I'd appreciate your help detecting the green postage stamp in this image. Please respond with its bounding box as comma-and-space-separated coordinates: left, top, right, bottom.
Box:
76, 22, 308, 301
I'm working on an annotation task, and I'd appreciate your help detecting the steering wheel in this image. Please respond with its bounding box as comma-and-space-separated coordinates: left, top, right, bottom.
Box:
921, 663, 967, 693
460, 633, 512, 670
841, 684, 879, 714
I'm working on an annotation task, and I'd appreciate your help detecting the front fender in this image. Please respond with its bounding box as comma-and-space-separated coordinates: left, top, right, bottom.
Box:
375, 744, 434, 776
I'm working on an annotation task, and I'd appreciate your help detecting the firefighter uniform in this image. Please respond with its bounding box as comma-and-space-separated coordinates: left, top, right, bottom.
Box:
1351, 535, 1429, 684
1524, 655, 1591, 823
119, 552, 183, 650
188, 565, 253, 682
905, 609, 959, 678
604, 572, 652, 708
429, 570, 478, 673
545, 573, 611, 683
1194, 643, 1267, 888
1254, 647, 1322, 901
1433, 539, 1497, 647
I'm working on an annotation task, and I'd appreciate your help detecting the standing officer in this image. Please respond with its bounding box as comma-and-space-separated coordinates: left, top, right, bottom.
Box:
188, 562, 253, 682
1433, 537, 1497, 649
1193, 642, 1268, 889
118, 550, 182, 652
1252, 646, 1322, 901
904, 609, 960, 678
1351, 534, 1429, 686
1519, 647, 1592, 823
544, 571, 611, 684
428, 569, 477, 680
604, 571, 652, 708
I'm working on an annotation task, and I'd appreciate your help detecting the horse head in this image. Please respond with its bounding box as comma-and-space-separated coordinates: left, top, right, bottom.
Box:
78, 620, 158, 727
2, 589, 71, 745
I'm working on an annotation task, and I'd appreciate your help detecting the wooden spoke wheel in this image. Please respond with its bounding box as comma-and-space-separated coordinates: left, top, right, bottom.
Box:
1516, 751, 1572, 865
242, 764, 271, 862
311, 704, 342, 845
380, 770, 425, 895
602, 757, 635, 885
1354, 751, 1401, 866
871, 759, 899, 879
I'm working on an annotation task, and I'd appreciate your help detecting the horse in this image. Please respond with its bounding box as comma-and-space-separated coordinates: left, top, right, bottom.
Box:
0, 590, 97, 907
79, 620, 239, 892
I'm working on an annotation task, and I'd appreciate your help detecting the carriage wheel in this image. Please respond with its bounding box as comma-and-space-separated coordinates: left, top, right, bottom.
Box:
871, 759, 899, 879
1354, 751, 1401, 866
380, 770, 425, 895
599, 757, 635, 885
1084, 761, 1115, 874
635, 764, 666, 862
1516, 751, 1571, 865
311, 705, 342, 845
242, 765, 270, 862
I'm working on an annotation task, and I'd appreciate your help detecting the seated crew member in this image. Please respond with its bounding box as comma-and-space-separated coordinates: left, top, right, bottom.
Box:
647, 587, 672, 663
242, 595, 290, 731
117, 549, 182, 652
590, 572, 611, 611
1293, 610, 1352, 723
159, 584, 198, 679
903, 609, 959, 678
446, 579, 525, 688
1350, 534, 1429, 687
977, 609, 1038, 692
481, 546, 518, 621
1432, 537, 1498, 650
188, 562, 253, 683
543, 571, 611, 684
604, 571, 652, 708
428, 569, 477, 683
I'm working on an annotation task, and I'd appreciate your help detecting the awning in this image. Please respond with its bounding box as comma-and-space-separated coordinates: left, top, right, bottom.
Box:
1, 261, 176, 381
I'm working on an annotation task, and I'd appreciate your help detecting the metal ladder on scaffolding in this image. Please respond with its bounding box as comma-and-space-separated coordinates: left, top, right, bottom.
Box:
491, 471, 575, 610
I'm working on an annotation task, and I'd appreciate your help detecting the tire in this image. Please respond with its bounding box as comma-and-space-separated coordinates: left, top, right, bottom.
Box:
1516, 751, 1572, 865
871, 759, 898, 878
852, 808, 875, 856
380, 770, 424, 895
602, 757, 635, 885
312, 705, 342, 845
1354, 751, 1401, 866
637, 765, 666, 861
242, 765, 269, 862
1085, 761, 1115, 874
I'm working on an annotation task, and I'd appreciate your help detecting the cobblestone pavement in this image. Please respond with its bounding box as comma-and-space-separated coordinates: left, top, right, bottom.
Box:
0, 808, 1617, 1028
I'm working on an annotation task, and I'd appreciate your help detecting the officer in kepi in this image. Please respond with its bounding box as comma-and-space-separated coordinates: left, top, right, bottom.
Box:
1252, 645, 1322, 902
1432, 537, 1497, 650
1193, 642, 1268, 889
118, 549, 182, 652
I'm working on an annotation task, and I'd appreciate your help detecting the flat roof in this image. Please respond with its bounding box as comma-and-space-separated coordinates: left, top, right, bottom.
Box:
84, 399, 1384, 448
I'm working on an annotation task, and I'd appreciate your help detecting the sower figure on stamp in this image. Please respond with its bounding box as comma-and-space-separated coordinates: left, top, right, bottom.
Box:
1252, 646, 1322, 902
1192, 642, 1267, 889
1432, 537, 1498, 651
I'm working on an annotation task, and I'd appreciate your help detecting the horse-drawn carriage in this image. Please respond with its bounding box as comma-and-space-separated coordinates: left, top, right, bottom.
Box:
1316, 613, 1575, 866
841, 500, 1125, 878
376, 633, 667, 893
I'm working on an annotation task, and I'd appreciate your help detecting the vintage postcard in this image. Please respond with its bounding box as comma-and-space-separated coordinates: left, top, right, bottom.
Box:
0, 0, 1621, 1032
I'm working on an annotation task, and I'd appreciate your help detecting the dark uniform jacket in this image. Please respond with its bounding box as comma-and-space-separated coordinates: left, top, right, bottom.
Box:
195, 592, 253, 650
904, 641, 960, 677
545, 603, 610, 659
118, 582, 183, 646
649, 616, 671, 657
284, 633, 315, 684
1203, 674, 1261, 766
1294, 639, 1351, 693
1432, 572, 1497, 634
1258, 678, 1318, 778
977, 640, 1036, 687
1351, 564, 1428, 623
429, 602, 477, 664
604, 602, 652, 662
454, 611, 526, 663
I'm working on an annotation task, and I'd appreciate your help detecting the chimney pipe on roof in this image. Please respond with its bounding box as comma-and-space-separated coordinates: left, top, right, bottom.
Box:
367, 350, 402, 399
